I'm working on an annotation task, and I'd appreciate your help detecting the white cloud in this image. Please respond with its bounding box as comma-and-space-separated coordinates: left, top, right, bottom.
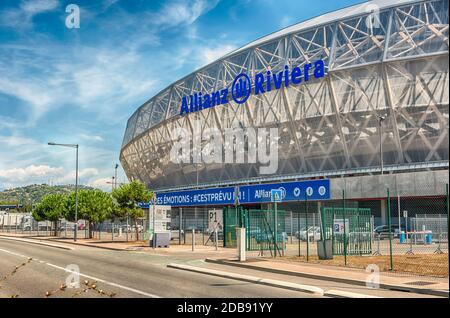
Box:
151, 0, 219, 28
53, 168, 99, 184
0, 43, 157, 125
87, 177, 114, 192
79, 133, 104, 142
0, 0, 59, 29
0, 78, 53, 123
0, 164, 101, 190
199, 44, 236, 65
0, 165, 64, 182
279, 16, 292, 28
21, 0, 59, 15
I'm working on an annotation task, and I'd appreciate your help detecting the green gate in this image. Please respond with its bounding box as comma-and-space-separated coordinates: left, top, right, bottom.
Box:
320, 207, 372, 255
223, 207, 286, 255
223, 206, 242, 248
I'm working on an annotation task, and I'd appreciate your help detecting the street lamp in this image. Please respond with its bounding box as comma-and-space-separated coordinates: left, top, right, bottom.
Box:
48, 142, 79, 242
114, 163, 119, 190
377, 114, 387, 175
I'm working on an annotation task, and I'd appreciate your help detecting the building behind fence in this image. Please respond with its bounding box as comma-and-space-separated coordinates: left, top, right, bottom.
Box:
1, 182, 448, 277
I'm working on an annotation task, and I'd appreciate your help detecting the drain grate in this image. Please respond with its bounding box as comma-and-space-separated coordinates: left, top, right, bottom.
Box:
404, 281, 437, 286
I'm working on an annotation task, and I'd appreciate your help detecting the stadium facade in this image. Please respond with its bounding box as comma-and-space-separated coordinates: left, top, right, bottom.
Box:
120, 0, 449, 220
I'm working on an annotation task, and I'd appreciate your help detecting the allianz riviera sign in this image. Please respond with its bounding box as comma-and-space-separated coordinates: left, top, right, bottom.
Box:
179, 59, 326, 115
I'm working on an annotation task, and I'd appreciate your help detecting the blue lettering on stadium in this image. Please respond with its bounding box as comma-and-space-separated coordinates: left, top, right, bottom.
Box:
140, 179, 330, 207
179, 59, 325, 115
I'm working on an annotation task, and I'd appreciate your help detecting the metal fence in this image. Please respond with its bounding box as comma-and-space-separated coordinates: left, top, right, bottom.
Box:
276, 185, 449, 278
0, 214, 147, 242
1, 183, 448, 277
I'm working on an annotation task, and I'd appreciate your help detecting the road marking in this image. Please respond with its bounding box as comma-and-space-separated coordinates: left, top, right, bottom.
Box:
0, 247, 27, 258
0, 246, 161, 298
168, 263, 324, 295
324, 289, 380, 298
0, 236, 73, 250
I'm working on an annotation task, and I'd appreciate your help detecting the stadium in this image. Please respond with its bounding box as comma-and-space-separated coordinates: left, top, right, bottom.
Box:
120, 0, 449, 225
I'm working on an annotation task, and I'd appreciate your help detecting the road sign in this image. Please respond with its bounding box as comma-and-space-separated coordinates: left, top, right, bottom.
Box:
271, 189, 283, 202
333, 219, 350, 234
208, 209, 223, 231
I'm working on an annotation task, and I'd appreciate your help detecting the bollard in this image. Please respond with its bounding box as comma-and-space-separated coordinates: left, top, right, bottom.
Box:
192, 229, 195, 251
237, 227, 246, 261
214, 228, 218, 251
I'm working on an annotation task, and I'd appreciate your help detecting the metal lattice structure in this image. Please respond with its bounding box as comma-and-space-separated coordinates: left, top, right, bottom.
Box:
120, 0, 449, 190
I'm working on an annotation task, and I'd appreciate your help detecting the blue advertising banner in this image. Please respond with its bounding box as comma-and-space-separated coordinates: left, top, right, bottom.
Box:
239, 179, 330, 203
154, 187, 236, 207
141, 179, 330, 207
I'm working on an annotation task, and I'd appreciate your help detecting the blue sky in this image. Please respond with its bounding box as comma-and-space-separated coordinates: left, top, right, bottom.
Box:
0, 0, 364, 191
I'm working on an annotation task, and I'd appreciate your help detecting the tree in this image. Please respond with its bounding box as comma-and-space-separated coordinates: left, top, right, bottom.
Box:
32, 194, 66, 236
112, 181, 153, 241
64, 189, 116, 238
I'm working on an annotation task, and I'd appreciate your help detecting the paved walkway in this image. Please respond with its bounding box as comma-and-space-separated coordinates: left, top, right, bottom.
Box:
0, 233, 237, 258
206, 257, 449, 296
1, 233, 447, 296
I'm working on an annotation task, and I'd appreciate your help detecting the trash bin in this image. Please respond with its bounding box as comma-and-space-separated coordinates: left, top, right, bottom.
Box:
317, 239, 333, 260
399, 231, 406, 244
425, 232, 433, 245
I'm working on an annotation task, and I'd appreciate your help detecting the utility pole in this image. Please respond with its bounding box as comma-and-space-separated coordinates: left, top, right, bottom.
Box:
114, 164, 119, 189
378, 114, 387, 175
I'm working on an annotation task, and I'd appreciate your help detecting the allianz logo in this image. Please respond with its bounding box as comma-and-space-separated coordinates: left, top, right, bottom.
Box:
179, 59, 326, 115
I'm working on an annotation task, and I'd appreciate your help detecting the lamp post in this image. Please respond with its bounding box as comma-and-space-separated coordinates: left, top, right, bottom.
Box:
377, 114, 387, 175
114, 164, 119, 190
48, 142, 79, 242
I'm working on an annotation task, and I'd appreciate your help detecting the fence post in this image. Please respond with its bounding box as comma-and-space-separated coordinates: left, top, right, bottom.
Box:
305, 196, 309, 262
179, 208, 183, 245
342, 189, 347, 266
215, 227, 218, 251
387, 188, 393, 271
297, 211, 301, 257
446, 184, 449, 269
290, 211, 293, 244
192, 229, 195, 251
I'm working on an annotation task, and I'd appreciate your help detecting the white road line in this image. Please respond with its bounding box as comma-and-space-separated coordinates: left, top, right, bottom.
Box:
0, 236, 73, 250
0, 246, 161, 298
0, 247, 27, 258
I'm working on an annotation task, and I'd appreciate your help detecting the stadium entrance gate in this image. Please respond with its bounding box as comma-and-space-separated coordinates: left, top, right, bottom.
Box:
320, 207, 373, 255
223, 207, 286, 256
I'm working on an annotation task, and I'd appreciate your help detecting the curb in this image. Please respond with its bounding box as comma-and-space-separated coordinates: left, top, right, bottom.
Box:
205, 258, 449, 298
0, 234, 128, 251
167, 263, 325, 296
44, 238, 127, 251
0, 235, 73, 250
324, 290, 379, 298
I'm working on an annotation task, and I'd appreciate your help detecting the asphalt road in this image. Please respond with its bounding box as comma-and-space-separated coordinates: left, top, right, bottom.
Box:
0, 238, 320, 298
0, 238, 440, 298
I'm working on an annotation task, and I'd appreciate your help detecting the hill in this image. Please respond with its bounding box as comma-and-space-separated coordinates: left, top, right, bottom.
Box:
0, 184, 94, 205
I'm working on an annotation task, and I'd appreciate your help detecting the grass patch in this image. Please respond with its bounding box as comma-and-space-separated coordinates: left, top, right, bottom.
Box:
283, 254, 449, 277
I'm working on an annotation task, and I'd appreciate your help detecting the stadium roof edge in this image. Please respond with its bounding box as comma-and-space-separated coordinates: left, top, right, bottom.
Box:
122, 0, 427, 148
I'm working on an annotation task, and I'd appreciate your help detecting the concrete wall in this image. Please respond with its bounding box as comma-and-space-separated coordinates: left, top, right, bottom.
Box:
330, 169, 449, 200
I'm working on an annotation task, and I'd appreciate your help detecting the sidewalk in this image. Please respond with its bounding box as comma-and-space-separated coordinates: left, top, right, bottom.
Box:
2, 232, 447, 296
205, 257, 449, 297
0, 233, 237, 258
